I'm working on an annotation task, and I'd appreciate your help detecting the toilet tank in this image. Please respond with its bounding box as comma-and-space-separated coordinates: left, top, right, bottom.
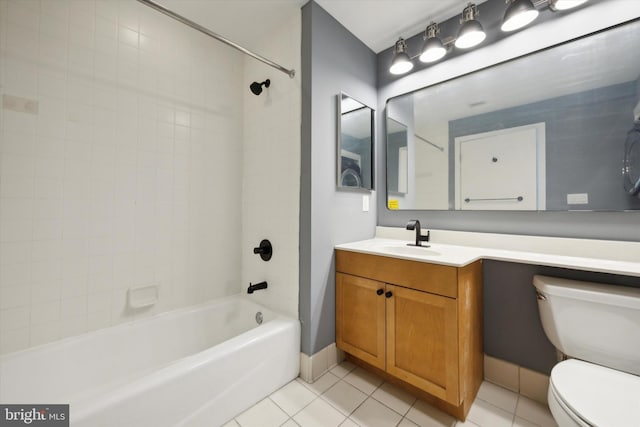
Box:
533, 275, 640, 376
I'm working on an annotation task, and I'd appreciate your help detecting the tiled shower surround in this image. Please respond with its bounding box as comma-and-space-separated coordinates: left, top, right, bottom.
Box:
0, 0, 301, 354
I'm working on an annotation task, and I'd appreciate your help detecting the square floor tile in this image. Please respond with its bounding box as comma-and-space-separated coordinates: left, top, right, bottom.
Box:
372, 382, 417, 416
512, 417, 539, 427
293, 397, 346, 427
270, 380, 317, 416
236, 398, 289, 427
515, 396, 557, 427
476, 381, 518, 413
281, 419, 300, 427
330, 360, 357, 378
343, 367, 384, 395
340, 419, 360, 427
405, 400, 456, 427
321, 379, 368, 416
398, 419, 420, 427
454, 420, 481, 427
466, 399, 513, 427
350, 397, 403, 427
298, 371, 341, 395
221, 420, 240, 427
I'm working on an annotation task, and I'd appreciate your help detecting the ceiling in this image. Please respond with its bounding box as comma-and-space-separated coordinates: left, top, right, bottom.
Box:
409, 20, 640, 128
156, 0, 467, 54
314, 0, 468, 53
160, 0, 306, 54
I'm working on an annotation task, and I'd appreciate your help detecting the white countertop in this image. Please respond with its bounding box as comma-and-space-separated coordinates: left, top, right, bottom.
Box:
335, 232, 640, 278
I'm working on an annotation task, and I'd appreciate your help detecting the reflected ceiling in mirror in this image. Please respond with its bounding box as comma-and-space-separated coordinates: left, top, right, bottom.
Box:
386, 19, 640, 212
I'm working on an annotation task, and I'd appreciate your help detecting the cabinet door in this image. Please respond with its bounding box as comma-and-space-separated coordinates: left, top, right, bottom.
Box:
385, 284, 459, 404
336, 273, 386, 370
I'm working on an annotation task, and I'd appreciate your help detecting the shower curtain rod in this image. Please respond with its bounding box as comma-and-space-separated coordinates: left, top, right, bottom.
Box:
415, 134, 445, 152
136, 0, 296, 79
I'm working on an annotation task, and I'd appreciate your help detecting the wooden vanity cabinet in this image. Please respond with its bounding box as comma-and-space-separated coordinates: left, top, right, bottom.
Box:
335, 249, 483, 420
335, 273, 386, 370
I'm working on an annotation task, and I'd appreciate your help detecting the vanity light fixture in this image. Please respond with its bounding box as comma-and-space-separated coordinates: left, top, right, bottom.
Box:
419, 23, 447, 63
501, 0, 540, 32
387, 0, 589, 75
455, 3, 486, 49
549, 0, 589, 11
390, 38, 414, 75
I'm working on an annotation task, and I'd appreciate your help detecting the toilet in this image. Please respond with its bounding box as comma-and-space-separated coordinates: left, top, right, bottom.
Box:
533, 275, 640, 427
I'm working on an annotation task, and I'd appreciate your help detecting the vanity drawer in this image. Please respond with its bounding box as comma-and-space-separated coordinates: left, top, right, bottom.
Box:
336, 249, 457, 298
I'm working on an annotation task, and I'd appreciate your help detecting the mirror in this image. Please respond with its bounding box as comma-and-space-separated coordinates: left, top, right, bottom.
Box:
338, 93, 374, 191
386, 19, 640, 211
387, 118, 408, 197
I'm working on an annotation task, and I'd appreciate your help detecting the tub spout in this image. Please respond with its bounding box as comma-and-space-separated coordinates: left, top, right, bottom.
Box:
247, 281, 268, 294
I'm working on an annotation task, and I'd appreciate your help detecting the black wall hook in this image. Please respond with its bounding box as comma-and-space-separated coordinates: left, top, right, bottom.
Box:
253, 239, 273, 261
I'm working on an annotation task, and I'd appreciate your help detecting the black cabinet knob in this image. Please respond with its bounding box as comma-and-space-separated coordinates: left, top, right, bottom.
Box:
376, 289, 384, 296
385, 291, 393, 298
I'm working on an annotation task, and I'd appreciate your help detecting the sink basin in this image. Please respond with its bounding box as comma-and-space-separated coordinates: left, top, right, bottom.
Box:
380, 245, 441, 257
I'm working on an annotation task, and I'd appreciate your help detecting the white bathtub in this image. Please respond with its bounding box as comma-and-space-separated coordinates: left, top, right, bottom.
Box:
0, 295, 300, 426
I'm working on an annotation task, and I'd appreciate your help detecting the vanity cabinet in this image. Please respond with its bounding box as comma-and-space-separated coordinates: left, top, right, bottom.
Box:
335, 249, 483, 420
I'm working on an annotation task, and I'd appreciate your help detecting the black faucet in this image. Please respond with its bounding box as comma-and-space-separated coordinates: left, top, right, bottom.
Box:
247, 281, 268, 294
406, 219, 430, 247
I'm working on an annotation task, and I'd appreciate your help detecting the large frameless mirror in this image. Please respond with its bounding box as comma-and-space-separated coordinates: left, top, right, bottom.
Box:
386, 19, 640, 211
338, 93, 374, 191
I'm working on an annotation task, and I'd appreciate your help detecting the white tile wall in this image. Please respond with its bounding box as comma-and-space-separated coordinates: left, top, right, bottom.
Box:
241, 13, 301, 318
0, 0, 249, 354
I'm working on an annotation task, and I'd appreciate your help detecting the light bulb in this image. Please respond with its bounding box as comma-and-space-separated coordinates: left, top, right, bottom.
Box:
501, 0, 539, 32
550, 0, 588, 11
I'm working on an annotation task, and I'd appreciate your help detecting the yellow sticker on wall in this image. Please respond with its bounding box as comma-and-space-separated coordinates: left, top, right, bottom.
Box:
388, 199, 399, 210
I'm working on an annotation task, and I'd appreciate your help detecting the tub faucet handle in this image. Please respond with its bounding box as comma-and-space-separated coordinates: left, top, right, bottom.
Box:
253, 239, 273, 261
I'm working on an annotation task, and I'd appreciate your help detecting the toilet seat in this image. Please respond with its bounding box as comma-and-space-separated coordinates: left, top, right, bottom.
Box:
550, 359, 640, 427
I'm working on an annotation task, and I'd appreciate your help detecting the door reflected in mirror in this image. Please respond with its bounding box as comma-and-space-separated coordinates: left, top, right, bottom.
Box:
338, 93, 374, 191
386, 19, 640, 212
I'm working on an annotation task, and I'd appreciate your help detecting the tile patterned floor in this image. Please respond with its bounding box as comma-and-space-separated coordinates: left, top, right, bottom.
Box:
223, 361, 558, 427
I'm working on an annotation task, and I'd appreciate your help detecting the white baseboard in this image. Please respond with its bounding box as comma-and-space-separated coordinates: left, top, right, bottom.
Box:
484, 354, 550, 405
299, 343, 345, 383
300, 347, 549, 405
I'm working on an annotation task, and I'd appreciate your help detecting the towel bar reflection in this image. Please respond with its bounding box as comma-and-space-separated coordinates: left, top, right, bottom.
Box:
464, 196, 524, 203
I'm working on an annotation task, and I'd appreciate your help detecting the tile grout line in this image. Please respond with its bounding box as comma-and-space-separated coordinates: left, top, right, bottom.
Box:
510, 395, 519, 427
237, 366, 555, 427
267, 391, 320, 423
341, 378, 384, 422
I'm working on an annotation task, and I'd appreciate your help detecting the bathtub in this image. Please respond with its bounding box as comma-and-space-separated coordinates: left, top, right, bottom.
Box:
0, 295, 300, 426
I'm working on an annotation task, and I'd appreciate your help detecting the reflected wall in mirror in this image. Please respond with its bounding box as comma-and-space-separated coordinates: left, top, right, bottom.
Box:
338, 93, 374, 191
386, 19, 640, 211
386, 118, 408, 197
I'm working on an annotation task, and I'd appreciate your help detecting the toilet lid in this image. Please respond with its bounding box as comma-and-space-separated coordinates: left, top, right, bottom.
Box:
551, 359, 640, 427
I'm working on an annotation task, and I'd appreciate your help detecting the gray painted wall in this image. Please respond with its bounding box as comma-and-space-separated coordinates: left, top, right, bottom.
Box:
299, 1, 640, 375
300, 1, 378, 356
483, 260, 640, 375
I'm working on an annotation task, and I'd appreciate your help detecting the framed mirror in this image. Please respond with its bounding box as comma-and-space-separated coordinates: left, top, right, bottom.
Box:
338, 93, 374, 191
386, 19, 640, 212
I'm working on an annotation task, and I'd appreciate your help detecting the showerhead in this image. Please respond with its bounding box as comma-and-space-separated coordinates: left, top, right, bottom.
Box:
250, 79, 270, 95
